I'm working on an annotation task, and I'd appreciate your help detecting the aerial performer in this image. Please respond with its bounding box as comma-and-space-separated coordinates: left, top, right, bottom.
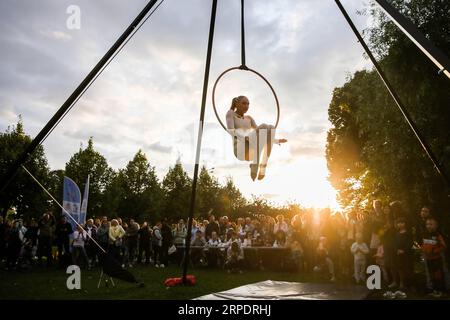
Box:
226, 95, 287, 181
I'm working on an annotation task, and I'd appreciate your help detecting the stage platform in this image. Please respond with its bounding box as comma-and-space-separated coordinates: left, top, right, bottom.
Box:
195, 280, 370, 300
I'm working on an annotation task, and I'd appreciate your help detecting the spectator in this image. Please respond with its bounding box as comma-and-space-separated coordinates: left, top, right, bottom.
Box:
190, 219, 199, 238
207, 231, 221, 247
5, 220, 24, 270
135, 222, 150, 264
350, 232, 369, 284
190, 230, 206, 266
236, 218, 246, 238
414, 206, 431, 243
200, 220, 209, 234
244, 217, 254, 234
314, 236, 336, 282
288, 239, 304, 272
108, 219, 125, 263
55, 216, 73, 266
421, 217, 447, 298
72, 225, 90, 269
206, 231, 223, 267
96, 217, 110, 253
273, 229, 287, 247
160, 219, 173, 268
205, 215, 220, 240
23, 219, 38, 260
274, 214, 288, 235
225, 241, 244, 274
392, 217, 413, 290
124, 219, 140, 267
173, 219, 187, 246
218, 216, 228, 239
152, 222, 163, 267
226, 230, 242, 247
374, 243, 389, 284
242, 232, 253, 247
37, 212, 55, 267
368, 200, 385, 264
84, 219, 97, 267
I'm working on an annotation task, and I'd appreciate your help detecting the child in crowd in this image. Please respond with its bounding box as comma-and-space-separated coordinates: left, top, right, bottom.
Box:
242, 232, 253, 247
289, 239, 304, 272
206, 231, 222, 268
226, 230, 242, 247
273, 230, 286, 247
314, 236, 336, 282
421, 217, 447, 298
225, 241, 244, 274
350, 232, 369, 284
190, 230, 206, 266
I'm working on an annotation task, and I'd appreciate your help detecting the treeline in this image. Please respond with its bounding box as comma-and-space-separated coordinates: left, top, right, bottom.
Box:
326, 0, 450, 220
0, 121, 301, 221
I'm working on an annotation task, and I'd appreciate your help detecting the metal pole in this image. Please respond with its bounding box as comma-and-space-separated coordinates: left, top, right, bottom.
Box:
335, 0, 450, 188
240, 0, 246, 68
374, 0, 450, 79
0, 0, 159, 194
182, 0, 218, 284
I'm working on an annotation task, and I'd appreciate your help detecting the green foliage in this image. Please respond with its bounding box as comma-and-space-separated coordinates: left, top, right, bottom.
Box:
114, 150, 162, 221
161, 160, 192, 220
64, 137, 114, 217
0, 119, 52, 218
219, 177, 247, 218
326, 0, 450, 218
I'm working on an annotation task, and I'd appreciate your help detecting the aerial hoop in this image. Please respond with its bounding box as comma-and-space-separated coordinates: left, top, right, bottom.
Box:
211, 65, 280, 131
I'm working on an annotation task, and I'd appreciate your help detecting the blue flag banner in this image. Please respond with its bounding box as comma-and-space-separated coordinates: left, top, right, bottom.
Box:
80, 175, 90, 226
63, 176, 81, 230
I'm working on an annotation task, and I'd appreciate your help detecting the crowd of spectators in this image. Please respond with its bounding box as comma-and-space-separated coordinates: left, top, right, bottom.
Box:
1, 200, 449, 296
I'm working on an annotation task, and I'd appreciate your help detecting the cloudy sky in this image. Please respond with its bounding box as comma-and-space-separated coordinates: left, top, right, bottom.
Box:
0, 0, 375, 208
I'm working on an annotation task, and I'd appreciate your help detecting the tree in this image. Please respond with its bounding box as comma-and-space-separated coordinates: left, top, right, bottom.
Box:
196, 166, 221, 216
47, 169, 65, 214
0, 119, 52, 218
326, 0, 450, 219
115, 150, 162, 221
65, 137, 114, 218
219, 176, 247, 218
161, 160, 192, 220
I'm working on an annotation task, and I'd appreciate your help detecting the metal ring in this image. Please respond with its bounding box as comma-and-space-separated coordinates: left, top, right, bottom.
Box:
212, 66, 280, 131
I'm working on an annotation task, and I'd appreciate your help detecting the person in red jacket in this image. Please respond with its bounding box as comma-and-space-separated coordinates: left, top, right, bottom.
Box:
421, 217, 447, 297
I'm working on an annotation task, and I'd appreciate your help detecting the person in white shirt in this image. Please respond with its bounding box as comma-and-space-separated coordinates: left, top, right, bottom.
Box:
273, 215, 289, 234
225, 241, 245, 274
226, 230, 242, 247
242, 232, 253, 247
72, 225, 90, 269
226, 96, 287, 180
206, 231, 222, 268
350, 232, 370, 284
108, 219, 125, 264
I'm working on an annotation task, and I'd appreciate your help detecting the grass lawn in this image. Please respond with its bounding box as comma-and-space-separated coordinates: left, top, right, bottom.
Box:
0, 264, 447, 300
0, 264, 326, 300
